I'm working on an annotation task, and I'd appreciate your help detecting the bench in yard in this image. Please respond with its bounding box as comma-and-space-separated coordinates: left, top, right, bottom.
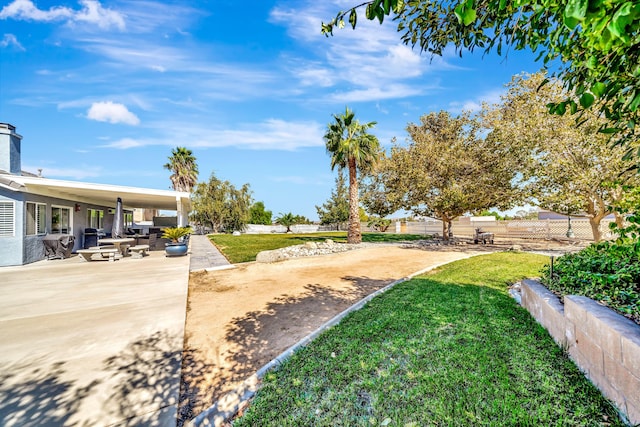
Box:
129, 244, 150, 259
77, 248, 120, 262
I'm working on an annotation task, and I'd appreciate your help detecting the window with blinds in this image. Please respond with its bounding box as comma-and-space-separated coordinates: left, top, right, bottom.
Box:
0, 202, 15, 237
26, 202, 46, 235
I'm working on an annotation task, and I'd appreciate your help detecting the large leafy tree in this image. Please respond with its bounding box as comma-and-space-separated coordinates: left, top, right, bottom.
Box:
190, 173, 252, 233
322, 0, 640, 150
360, 149, 403, 218
377, 110, 522, 240
484, 72, 640, 241
324, 107, 380, 244
316, 169, 350, 231
164, 147, 199, 192
249, 201, 273, 225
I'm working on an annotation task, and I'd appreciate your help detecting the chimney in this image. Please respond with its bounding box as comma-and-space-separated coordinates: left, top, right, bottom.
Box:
0, 123, 23, 175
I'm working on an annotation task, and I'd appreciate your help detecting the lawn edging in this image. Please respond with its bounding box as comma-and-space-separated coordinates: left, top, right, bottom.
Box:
186, 254, 478, 427
520, 279, 640, 425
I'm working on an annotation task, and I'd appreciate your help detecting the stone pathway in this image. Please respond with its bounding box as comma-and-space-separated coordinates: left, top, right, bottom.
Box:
189, 235, 232, 272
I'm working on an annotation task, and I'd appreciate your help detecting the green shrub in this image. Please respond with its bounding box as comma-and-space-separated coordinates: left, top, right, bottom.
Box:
540, 240, 640, 325
367, 216, 392, 232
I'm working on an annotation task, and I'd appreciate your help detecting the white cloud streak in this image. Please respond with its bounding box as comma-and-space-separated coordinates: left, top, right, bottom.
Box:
23, 164, 103, 180
87, 101, 140, 125
0, 0, 125, 30
0, 33, 24, 50
270, 1, 453, 104
103, 119, 325, 151
448, 89, 505, 113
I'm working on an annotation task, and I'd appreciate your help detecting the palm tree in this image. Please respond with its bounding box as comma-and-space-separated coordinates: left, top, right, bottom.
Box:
324, 107, 380, 244
275, 212, 297, 233
164, 147, 199, 192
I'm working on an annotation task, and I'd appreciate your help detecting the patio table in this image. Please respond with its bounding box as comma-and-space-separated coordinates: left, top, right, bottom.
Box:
98, 237, 135, 256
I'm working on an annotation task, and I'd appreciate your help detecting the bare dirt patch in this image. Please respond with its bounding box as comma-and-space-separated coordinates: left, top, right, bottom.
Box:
178, 239, 585, 423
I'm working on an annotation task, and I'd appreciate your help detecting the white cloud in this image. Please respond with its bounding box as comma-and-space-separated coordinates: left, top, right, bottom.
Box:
104, 137, 143, 149
296, 65, 335, 87
328, 83, 437, 103
103, 119, 325, 151
0, 0, 72, 21
74, 0, 125, 30
87, 101, 140, 125
0, 0, 125, 30
449, 89, 504, 113
23, 164, 102, 180
0, 33, 24, 50
209, 119, 325, 150
271, 1, 451, 103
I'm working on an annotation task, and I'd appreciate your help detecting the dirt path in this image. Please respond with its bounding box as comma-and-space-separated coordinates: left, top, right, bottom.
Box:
178, 239, 585, 423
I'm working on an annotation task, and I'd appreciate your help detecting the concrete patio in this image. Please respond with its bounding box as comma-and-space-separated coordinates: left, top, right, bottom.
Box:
0, 250, 190, 426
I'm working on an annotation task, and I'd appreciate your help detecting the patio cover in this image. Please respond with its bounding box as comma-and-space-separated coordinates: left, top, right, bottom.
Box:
0, 175, 191, 226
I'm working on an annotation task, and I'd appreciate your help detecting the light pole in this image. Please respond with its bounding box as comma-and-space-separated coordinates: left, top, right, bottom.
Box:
566, 212, 575, 238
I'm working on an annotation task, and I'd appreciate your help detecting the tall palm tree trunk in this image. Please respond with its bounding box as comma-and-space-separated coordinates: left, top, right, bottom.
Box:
348, 158, 361, 244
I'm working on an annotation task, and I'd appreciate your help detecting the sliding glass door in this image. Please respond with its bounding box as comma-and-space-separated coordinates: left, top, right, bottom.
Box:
51, 206, 72, 234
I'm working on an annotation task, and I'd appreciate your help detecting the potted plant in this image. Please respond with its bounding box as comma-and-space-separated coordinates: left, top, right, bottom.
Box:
162, 226, 191, 256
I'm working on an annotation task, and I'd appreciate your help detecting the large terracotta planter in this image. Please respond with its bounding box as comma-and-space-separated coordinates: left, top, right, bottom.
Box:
165, 242, 188, 257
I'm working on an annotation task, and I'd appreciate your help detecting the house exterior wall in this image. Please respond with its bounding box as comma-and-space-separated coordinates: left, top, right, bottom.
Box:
0, 188, 118, 267
0, 188, 25, 266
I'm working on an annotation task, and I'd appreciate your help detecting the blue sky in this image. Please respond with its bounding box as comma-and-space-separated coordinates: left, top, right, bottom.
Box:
1, 0, 541, 220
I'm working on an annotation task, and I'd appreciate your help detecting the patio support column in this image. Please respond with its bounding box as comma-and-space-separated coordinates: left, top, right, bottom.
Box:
176, 196, 189, 227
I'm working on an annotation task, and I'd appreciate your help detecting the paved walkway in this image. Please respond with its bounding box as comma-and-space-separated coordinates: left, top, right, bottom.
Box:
189, 235, 232, 272
0, 251, 190, 427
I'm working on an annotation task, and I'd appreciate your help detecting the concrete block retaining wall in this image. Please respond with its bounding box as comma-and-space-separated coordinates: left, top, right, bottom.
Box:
521, 279, 640, 425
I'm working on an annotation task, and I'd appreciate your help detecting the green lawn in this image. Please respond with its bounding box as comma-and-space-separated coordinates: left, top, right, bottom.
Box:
209, 232, 427, 263
234, 253, 623, 426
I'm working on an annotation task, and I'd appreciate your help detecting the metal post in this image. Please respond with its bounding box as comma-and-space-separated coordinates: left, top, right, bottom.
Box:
566, 214, 575, 238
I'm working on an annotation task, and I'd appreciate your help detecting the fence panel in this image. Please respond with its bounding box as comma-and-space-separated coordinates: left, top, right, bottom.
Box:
402, 219, 616, 242
244, 219, 617, 241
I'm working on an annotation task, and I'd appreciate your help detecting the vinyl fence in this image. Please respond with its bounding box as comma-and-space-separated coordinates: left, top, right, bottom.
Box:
399, 219, 616, 241
243, 219, 616, 241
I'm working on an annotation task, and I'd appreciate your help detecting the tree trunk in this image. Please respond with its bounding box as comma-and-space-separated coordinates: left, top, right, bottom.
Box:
587, 195, 609, 242
440, 216, 451, 241
589, 216, 604, 242
347, 159, 361, 244
614, 212, 625, 230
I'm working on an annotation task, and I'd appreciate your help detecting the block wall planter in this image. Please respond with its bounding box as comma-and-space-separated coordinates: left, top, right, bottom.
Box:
520, 279, 640, 425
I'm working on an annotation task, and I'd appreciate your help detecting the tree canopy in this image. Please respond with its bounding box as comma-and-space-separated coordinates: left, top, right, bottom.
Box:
484, 72, 640, 241
164, 147, 198, 192
316, 169, 350, 231
373, 110, 523, 239
190, 173, 252, 233
322, 0, 640, 150
249, 201, 273, 225
275, 212, 299, 233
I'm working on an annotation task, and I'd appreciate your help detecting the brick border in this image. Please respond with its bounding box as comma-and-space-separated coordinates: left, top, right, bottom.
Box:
521, 279, 640, 425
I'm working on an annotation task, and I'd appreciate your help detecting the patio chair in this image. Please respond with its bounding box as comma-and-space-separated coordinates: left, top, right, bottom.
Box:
148, 233, 158, 251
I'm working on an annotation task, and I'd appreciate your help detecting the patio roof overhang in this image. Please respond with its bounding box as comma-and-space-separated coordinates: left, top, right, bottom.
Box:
0, 174, 191, 211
